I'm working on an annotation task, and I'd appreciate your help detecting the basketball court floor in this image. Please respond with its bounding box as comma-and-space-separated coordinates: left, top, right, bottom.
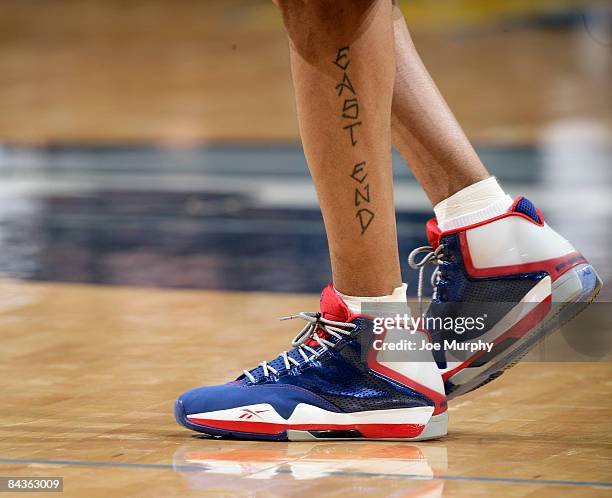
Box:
0, 1, 611, 496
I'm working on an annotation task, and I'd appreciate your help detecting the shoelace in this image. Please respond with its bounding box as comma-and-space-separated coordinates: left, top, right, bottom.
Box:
408, 244, 446, 311
242, 312, 356, 383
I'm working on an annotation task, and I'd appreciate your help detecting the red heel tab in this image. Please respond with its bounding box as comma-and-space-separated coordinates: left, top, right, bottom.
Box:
426, 218, 442, 248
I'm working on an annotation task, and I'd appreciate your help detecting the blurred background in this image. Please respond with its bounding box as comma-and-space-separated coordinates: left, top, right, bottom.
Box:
0, 0, 610, 298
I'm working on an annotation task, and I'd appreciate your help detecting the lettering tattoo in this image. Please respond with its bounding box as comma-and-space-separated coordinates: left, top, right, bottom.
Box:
350, 161, 368, 183
332, 46, 350, 70
336, 73, 356, 96
333, 46, 374, 235
351, 161, 374, 234
342, 98, 359, 119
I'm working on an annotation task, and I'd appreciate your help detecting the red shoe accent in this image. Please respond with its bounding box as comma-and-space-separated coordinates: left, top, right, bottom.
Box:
187, 417, 425, 438
320, 284, 352, 323
304, 284, 356, 346
426, 218, 442, 249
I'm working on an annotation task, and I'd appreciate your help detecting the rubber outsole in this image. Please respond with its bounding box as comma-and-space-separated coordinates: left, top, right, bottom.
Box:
175, 400, 448, 441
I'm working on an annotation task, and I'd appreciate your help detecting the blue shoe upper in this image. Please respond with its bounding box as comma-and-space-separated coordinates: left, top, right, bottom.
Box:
178, 317, 434, 419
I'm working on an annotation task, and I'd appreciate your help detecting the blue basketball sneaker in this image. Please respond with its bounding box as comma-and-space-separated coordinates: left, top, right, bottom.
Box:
408, 196, 603, 399
175, 285, 447, 441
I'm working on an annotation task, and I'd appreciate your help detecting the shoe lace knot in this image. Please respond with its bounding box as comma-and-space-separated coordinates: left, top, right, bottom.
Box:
242, 312, 356, 383
408, 243, 447, 310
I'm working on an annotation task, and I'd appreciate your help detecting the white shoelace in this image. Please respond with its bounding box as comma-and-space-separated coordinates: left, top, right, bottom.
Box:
408, 244, 446, 311
243, 312, 356, 383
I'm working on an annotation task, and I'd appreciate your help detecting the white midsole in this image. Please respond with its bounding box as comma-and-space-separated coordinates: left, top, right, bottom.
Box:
187, 402, 434, 426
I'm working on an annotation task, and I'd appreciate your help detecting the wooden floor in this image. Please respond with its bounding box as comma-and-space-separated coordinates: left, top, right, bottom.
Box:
0, 0, 610, 496
0, 0, 610, 145
1, 280, 610, 497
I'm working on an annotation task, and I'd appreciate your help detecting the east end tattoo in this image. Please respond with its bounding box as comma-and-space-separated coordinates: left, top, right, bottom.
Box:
333, 46, 374, 235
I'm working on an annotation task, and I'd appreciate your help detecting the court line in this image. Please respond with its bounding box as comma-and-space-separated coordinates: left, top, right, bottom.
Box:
0, 457, 610, 488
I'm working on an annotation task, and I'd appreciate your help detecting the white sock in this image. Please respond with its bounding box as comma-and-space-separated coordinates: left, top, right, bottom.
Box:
335, 284, 408, 315
434, 177, 513, 231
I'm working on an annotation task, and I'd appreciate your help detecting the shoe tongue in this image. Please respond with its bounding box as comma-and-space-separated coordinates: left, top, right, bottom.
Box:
320, 284, 351, 322
426, 218, 442, 248
304, 284, 351, 347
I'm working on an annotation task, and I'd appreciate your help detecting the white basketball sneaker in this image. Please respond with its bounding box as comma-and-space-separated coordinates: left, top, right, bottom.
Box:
408, 196, 602, 399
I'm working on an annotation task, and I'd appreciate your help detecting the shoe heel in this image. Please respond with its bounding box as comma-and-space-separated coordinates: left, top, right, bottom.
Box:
446, 264, 602, 400
552, 263, 602, 304
413, 411, 448, 441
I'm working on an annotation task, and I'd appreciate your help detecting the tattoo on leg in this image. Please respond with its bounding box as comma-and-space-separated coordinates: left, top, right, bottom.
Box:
336, 73, 356, 96
354, 184, 370, 206
341, 98, 359, 120
333, 46, 375, 235
356, 208, 375, 235
350, 161, 368, 183
343, 121, 362, 146
333, 46, 350, 70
